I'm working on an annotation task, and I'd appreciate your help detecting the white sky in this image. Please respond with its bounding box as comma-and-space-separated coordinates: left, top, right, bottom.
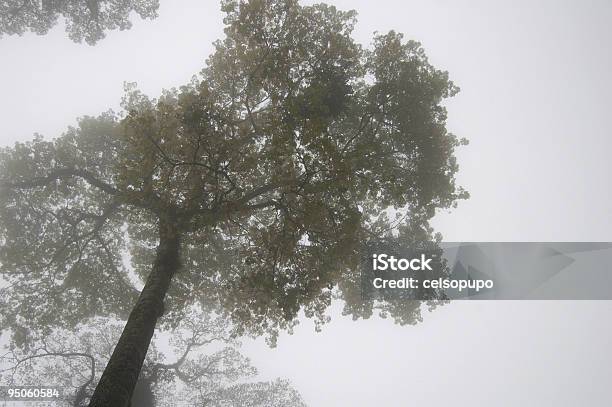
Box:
1, 0, 612, 406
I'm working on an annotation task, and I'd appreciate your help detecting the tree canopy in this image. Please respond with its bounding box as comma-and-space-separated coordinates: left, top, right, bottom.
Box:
0, 0, 159, 44
0, 0, 467, 403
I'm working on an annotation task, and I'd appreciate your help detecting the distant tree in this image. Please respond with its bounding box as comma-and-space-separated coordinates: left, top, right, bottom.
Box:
0, 307, 306, 407
0, 0, 467, 404
0, 0, 159, 45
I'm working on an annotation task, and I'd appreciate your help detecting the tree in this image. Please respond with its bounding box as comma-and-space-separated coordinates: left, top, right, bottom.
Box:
0, 0, 159, 45
0, 0, 467, 404
1, 319, 145, 406
0, 307, 307, 407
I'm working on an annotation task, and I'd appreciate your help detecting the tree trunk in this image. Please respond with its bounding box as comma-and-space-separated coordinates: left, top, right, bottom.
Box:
88, 220, 181, 406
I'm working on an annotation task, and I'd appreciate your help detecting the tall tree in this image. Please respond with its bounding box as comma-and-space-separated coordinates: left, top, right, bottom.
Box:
0, 0, 159, 44
0, 0, 467, 404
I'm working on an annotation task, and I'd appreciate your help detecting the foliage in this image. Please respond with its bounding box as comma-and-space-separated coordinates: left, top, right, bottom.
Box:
0, 0, 467, 353
0, 307, 307, 406
0, 0, 159, 44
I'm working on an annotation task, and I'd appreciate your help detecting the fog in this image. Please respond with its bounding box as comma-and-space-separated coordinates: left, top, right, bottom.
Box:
1, 0, 611, 405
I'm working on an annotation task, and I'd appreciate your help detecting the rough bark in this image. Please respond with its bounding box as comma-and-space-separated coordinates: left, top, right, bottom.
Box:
88, 219, 181, 406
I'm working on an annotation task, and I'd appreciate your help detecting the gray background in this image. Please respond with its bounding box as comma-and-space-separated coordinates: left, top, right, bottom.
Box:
1, 0, 611, 405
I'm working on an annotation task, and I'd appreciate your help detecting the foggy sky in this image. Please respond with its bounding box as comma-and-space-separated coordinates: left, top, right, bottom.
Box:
1, 1, 611, 405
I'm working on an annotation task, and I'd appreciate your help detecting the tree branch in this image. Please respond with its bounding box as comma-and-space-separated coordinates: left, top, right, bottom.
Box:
0, 168, 118, 195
